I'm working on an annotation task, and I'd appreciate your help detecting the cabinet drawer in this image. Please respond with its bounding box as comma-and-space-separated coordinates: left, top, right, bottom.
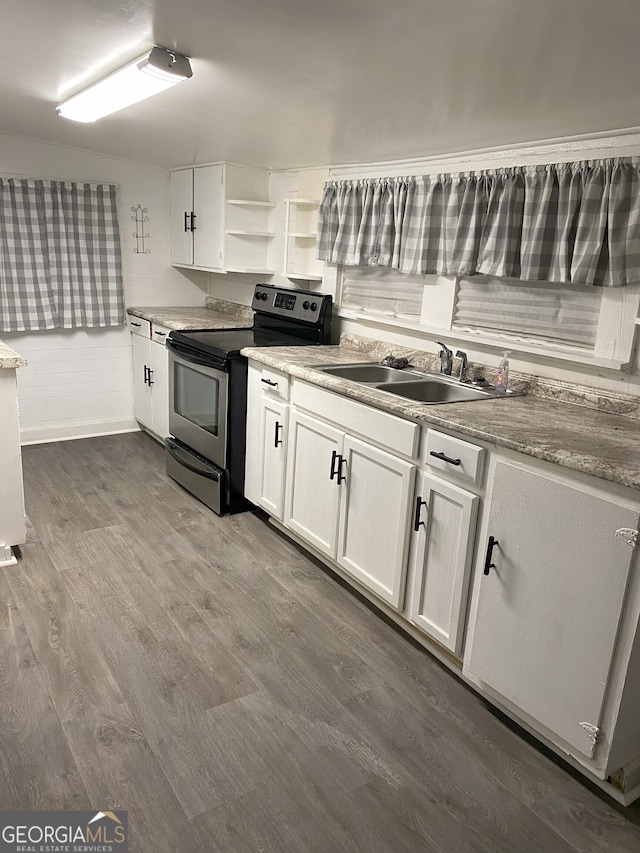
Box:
424, 429, 484, 487
260, 367, 290, 401
293, 380, 419, 458
151, 323, 171, 345
127, 315, 151, 337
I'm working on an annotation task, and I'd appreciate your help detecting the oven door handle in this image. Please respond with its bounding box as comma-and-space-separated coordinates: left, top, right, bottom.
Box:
167, 339, 225, 370
165, 439, 221, 480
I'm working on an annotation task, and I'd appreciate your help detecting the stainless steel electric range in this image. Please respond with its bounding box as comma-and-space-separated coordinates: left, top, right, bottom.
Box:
165, 284, 332, 515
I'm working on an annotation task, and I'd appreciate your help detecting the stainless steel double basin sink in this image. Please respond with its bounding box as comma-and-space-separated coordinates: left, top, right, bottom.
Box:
313, 362, 516, 404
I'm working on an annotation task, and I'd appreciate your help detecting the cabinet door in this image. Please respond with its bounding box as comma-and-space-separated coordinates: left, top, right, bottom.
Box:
193, 164, 224, 270
170, 170, 194, 265
409, 472, 478, 654
131, 332, 152, 430
337, 436, 415, 609
465, 459, 640, 758
258, 397, 289, 520
284, 411, 343, 558
149, 334, 169, 440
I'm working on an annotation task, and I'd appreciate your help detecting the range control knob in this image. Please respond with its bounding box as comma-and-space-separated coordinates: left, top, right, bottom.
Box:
302, 300, 310, 310
257, 291, 267, 301
310, 302, 318, 311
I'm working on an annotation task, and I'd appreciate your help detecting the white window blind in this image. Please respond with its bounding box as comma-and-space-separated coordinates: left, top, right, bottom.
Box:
341, 267, 424, 318
453, 277, 602, 349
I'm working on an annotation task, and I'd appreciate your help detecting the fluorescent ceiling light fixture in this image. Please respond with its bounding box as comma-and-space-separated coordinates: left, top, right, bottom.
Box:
57, 46, 193, 123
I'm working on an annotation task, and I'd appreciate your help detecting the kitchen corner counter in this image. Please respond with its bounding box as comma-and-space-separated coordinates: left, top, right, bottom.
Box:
127, 305, 252, 331
242, 344, 640, 493
0, 339, 27, 369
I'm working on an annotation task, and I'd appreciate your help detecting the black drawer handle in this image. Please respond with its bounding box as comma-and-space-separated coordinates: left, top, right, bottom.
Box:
336, 455, 347, 484
414, 496, 427, 531
261, 378, 278, 387
430, 450, 461, 466
147, 368, 154, 387
329, 449, 338, 480
154, 331, 166, 337
184, 211, 190, 232
130, 321, 141, 327
274, 421, 283, 448
483, 535, 499, 575
143, 365, 149, 385
190, 212, 197, 231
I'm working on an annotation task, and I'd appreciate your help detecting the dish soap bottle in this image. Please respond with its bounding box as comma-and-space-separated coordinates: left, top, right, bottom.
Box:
495, 351, 510, 394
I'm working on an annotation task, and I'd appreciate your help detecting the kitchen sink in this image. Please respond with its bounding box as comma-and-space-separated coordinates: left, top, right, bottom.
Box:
375, 379, 493, 404
316, 363, 422, 383
313, 361, 519, 404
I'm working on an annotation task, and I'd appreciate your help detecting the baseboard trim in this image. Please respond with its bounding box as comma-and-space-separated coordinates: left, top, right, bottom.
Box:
20, 418, 139, 446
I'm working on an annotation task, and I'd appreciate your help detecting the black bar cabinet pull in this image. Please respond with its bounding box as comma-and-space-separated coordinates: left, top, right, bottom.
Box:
154, 331, 166, 337
413, 496, 427, 531
184, 211, 189, 232
143, 365, 149, 385
430, 450, 462, 466
190, 212, 197, 231
329, 450, 338, 480
337, 455, 347, 484
274, 421, 283, 448
483, 535, 499, 575
147, 368, 154, 387
261, 378, 278, 387
130, 321, 141, 327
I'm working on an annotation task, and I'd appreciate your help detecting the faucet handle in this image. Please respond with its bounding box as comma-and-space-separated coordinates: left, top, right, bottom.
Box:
455, 350, 469, 382
436, 341, 453, 375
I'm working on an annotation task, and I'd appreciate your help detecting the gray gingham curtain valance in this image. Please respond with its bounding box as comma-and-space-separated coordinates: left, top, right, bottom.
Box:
317, 159, 640, 287
0, 179, 124, 332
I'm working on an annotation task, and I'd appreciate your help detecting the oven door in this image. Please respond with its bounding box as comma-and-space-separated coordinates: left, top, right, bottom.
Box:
168, 348, 228, 468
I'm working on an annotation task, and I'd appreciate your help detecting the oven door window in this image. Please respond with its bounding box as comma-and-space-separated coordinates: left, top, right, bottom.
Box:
174, 362, 222, 435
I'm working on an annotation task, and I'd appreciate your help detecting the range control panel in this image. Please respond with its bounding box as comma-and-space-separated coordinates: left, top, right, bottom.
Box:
251, 284, 330, 325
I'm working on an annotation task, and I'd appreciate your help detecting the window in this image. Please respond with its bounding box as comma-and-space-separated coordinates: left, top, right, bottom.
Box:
453, 278, 602, 349
0, 178, 124, 332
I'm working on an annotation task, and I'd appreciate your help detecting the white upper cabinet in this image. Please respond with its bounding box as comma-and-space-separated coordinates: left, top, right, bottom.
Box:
283, 198, 323, 282
170, 168, 195, 266
170, 163, 273, 274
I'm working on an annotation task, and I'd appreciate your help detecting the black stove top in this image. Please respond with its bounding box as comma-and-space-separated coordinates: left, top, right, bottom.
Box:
169, 326, 316, 360
167, 284, 333, 366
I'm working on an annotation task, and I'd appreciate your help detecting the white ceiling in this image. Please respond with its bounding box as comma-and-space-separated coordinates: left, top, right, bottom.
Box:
3, 0, 640, 171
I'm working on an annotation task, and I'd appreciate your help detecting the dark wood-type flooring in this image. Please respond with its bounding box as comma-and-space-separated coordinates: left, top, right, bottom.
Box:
3, 431, 640, 852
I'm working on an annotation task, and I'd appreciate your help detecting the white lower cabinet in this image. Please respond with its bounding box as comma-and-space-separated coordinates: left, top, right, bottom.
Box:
285, 410, 343, 558
284, 409, 415, 607
257, 397, 289, 519
465, 458, 640, 762
130, 321, 170, 442
408, 471, 479, 654
336, 436, 415, 608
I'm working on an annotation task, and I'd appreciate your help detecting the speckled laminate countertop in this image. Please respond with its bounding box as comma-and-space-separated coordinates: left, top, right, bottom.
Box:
242, 344, 640, 493
0, 339, 27, 369
127, 302, 253, 331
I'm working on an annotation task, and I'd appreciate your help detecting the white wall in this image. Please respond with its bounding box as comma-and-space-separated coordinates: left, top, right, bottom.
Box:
0, 133, 208, 443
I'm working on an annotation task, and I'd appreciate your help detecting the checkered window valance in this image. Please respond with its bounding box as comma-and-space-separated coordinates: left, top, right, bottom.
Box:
0, 178, 124, 332
317, 159, 640, 287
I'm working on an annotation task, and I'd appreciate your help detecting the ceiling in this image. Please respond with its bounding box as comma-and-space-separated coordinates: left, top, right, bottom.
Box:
3, 0, 640, 171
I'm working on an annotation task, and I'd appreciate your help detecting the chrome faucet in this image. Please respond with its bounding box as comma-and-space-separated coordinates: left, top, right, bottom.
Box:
436, 341, 453, 375
456, 350, 469, 383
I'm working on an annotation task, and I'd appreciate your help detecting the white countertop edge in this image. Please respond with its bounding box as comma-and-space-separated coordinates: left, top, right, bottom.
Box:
0, 340, 27, 368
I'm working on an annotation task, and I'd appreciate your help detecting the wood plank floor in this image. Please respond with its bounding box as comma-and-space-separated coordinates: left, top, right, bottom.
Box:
4, 430, 640, 853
